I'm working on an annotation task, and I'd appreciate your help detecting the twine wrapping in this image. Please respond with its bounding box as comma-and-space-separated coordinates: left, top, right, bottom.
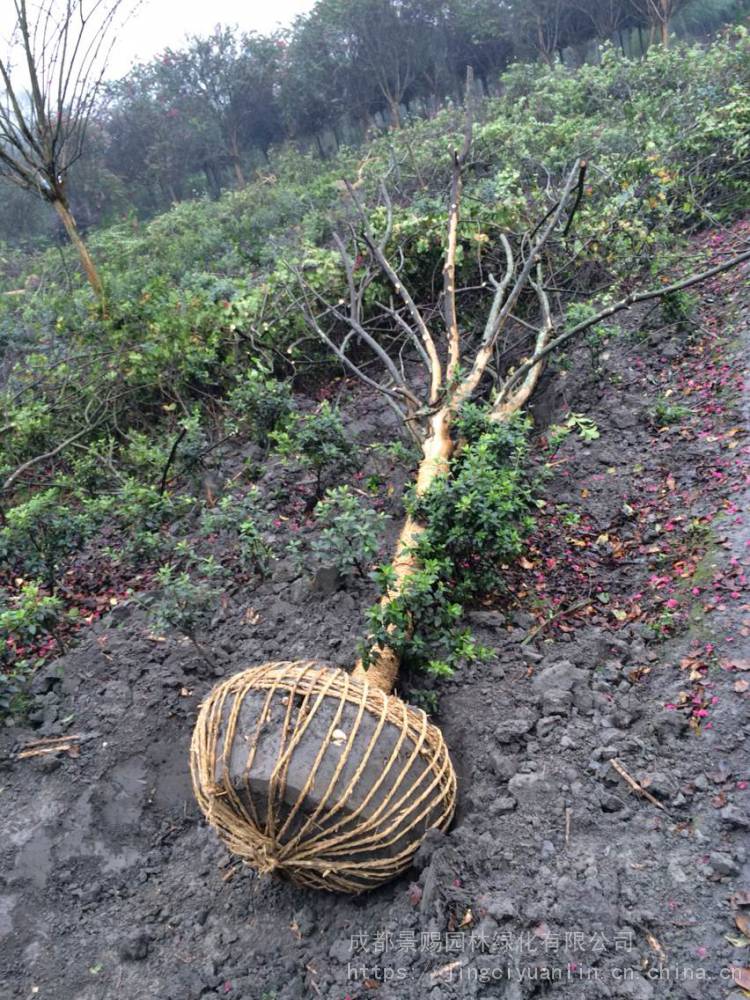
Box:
190, 660, 457, 893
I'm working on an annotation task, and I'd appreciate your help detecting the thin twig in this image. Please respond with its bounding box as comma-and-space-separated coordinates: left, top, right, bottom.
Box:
159, 426, 187, 495
610, 758, 665, 811
501, 247, 750, 401
521, 597, 590, 646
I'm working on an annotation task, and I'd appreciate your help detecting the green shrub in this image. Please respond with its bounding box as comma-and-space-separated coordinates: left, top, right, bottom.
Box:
660, 289, 698, 329
226, 370, 294, 448
123, 414, 208, 488
0, 582, 62, 716
311, 485, 386, 578
198, 489, 272, 576
146, 491, 272, 662
363, 559, 488, 678
564, 302, 616, 370
95, 481, 193, 565
271, 402, 357, 499
650, 398, 691, 427
410, 413, 534, 602
0, 490, 93, 591
150, 560, 223, 665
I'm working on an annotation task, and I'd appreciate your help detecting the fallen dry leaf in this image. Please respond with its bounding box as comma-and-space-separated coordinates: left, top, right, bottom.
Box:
646, 933, 667, 962
407, 883, 422, 907
736, 913, 750, 937
735, 680, 750, 693
729, 967, 750, 991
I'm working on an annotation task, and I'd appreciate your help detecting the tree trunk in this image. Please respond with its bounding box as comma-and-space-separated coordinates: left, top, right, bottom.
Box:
52, 197, 104, 303
352, 407, 454, 694
229, 132, 246, 188
232, 154, 246, 188
660, 17, 670, 47
387, 98, 401, 130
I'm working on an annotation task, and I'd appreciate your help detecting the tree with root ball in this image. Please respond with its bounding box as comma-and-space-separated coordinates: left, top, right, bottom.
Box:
190, 70, 750, 894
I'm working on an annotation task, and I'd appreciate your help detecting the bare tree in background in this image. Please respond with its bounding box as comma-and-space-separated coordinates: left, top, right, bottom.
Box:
631, 0, 689, 46
0, 0, 128, 300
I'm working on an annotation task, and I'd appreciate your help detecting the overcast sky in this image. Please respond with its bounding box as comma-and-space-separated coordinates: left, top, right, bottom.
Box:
108, 0, 315, 76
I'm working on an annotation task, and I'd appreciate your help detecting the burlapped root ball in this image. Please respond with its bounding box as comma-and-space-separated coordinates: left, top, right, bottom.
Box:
190, 660, 457, 893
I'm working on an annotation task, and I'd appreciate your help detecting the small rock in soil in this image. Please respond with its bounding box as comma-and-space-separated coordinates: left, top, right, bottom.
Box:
119, 932, 151, 961
721, 804, 750, 829
491, 795, 517, 815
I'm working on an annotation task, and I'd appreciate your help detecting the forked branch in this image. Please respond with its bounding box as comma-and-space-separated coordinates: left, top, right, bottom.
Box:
294, 96, 749, 694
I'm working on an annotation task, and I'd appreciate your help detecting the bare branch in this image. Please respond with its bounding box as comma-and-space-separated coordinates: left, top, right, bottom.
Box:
444, 66, 474, 384
2, 414, 106, 494
500, 248, 750, 402
455, 159, 586, 405
492, 261, 554, 420
344, 178, 443, 404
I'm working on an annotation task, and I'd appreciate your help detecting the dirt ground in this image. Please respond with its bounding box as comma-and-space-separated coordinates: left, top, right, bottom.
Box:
2, 223, 750, 1000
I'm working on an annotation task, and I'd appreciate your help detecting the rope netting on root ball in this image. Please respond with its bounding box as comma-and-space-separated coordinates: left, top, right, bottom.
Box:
190, 660, 456, 893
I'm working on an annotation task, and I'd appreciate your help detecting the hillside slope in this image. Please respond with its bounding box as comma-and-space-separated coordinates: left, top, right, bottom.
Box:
1, 221, 750, 1000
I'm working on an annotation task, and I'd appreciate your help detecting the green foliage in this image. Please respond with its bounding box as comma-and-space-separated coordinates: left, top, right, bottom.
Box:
0, 582, 62, 716
151, 561, 223, 649
363, 411, 532, 676
226, 371, 294, 447
565, 413, 601, 441
1, 31, 749, 691
311, 485, 386, 578
411, 413, 534, 602
565, 301, 615, 369
650, 398, 691, 426
271, 402, 357, 498
3, 34, 748, 526
147, 490, 271, 658
0, 491, 93, 591
364, 559, 480, 678
547, 412, 601, 447
198, 490, 272, 576
647, 607, 676, 640
96, 481, 193, 565
408, 687, 440, 715
660, 288, 698, 328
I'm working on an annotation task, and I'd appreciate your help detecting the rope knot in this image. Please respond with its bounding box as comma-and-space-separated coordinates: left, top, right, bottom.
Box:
256, 846, 281, 875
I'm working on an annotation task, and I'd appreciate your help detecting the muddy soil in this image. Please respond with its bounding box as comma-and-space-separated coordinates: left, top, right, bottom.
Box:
2, 225, 750, 1000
